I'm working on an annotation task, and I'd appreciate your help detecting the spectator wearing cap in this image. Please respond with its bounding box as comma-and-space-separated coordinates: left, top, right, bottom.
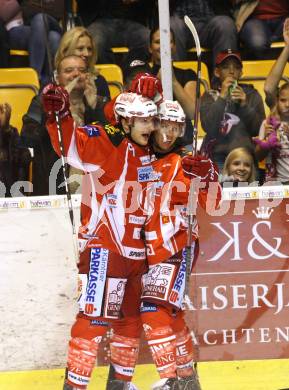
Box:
169, 0, 238, 63
232, 0, 289, 59
123, 59, 152, 89
200, 49, 265, 171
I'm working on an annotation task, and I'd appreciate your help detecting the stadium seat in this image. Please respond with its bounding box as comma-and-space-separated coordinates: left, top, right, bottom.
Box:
173, 61, 210, 138
0, 68, 40, 131
111, 47, 129, 54
242, 59, 289, 79
95, 64, 124, 98
173, 61, 210, 91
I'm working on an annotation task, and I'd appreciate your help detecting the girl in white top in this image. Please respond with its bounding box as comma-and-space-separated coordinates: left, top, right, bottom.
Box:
255, 82, 289, 185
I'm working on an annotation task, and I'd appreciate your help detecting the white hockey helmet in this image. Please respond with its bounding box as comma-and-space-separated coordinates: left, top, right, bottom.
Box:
114, 92, 158, 122
158, 100, 186, 136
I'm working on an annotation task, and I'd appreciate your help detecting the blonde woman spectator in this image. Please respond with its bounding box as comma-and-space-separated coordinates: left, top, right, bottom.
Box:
54, 27, 111, 193
54, 26, 110, 106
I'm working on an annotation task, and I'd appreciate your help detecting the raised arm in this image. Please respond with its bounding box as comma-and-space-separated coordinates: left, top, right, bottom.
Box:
264, 18, 289, 109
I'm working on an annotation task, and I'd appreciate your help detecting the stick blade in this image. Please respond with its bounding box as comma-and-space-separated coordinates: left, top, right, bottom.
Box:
184, 15, 201, 57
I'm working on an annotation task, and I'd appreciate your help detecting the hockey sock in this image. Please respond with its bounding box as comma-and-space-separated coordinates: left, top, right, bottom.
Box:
174, 326, 194, 377
110, 333, 140, 381
65, 315, 108, 389
66, 337, 99, 389
143, 325, 176, 379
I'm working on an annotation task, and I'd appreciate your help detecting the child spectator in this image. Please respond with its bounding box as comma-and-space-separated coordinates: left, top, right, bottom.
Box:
220, 146, 256, 184
264, 18, 289, 109
200, 49, 265, 171
254, 83, 289, 185
0, 103, 31, 196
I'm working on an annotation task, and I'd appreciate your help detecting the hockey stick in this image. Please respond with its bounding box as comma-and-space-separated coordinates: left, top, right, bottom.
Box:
39, 1, 78, 262
184, 15, 202, 372
183, 15, 202, 297
55, 111, 79, 263
184, 15, 201, 156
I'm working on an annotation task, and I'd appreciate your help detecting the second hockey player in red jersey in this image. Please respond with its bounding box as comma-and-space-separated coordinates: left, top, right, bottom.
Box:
140, 100, 221, 390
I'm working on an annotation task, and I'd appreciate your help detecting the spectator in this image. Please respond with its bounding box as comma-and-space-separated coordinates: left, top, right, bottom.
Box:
264, 18, 289, 109
20, 55, 106, 195
254, 83, 289, 185
0, 19, 9, 67
149, 27, 197, 120
220, 146, 256, 184
0, 0, 62, 85
76, 0, 154, 64
54, 26, 111, 103
169, 0, 238, 63
200, 49, 265, 171
0, 103, 31, 196
233, 0, 289, 59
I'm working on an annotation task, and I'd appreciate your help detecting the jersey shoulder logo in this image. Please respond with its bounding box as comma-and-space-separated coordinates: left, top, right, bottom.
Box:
104, 123, 125, 146
83, 124, 101, 137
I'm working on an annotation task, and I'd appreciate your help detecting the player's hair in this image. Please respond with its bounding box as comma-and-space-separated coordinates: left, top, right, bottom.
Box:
222, 147, 256, 183
54, 27, 97, 73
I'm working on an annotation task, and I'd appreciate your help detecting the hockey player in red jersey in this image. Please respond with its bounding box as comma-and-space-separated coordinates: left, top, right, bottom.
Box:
42, 85, 159, 390
139, 100, 221, 390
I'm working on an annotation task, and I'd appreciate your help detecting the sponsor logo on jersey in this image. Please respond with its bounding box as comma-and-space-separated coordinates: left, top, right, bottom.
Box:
140, 155, 151, 165
137, 166, 162, 182
85, 248, 108, 315
84, 125, 100, 137
142, 264, 173, 300
138, 165, 153, 182
169, 259, 186, 305
107, 194, 117, 208
128, 249, 146, 258
128, 215, 146, 225
90, 320, 109, 326
140, 302, 157, 312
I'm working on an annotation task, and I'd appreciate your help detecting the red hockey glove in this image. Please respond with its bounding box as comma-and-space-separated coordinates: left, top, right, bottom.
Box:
130, 72, 163, 104
42, 84, 70, 120
182, 154, 219, 183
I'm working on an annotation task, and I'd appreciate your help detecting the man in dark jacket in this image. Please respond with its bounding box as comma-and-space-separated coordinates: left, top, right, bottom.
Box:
200, 49, 265, 170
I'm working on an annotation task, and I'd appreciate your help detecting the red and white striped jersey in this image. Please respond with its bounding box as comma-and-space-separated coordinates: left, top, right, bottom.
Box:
143, 151, 221, 265
47, 115, 156, 261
